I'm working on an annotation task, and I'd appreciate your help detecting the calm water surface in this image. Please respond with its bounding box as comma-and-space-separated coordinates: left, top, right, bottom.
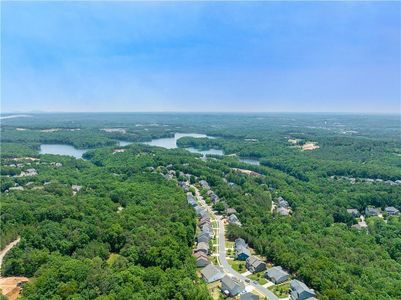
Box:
39, 133, 220, 158
238, 157, 260, 166
39, 144, 88, 159
142, 133, 217, 153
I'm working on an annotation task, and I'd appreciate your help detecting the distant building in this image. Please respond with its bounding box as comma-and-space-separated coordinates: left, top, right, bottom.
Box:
235, 238, 250, 261
365, 206, 380, 217
246, 256, 266, 273
385, 207, 400, 216
199, 180, 210, 190
276, 207, 290, 216
265, 266, 290, 284
346, 209, 360, 218
226, 208, 237, 216
210, 193, 219, 204
221, 275, 245, 297
228, 214, 241, 226
277, 197, 289, 208
200, 264, 224, 283
290, 279, 317, 300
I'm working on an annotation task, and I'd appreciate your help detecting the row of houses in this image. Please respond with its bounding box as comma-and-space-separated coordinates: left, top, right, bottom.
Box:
187, 192, 215, 268
200, 264, 249, 298
348, 206, 400, 219
233, 238, 317, 299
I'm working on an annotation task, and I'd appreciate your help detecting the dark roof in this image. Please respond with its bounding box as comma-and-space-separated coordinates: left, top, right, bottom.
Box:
290, 279, 316, 298
266, 266, 289, 282
240, 292, 260, 300
200, 264, 224, 282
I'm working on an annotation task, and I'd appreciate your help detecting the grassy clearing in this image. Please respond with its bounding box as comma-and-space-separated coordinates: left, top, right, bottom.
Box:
268, 282, 290, 298
228, 260, 246, 273
247, 272, 267, 285
107, 253, 120, 267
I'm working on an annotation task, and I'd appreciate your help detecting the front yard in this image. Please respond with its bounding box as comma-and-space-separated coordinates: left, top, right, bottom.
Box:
247, 272, 267, 285
227, 259, 246, 273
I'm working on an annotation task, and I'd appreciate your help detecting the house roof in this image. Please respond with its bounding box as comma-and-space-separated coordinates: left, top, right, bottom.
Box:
235, 238, 246, 247
346, 208, 359, 214
193, 251, 208, 259
196, 242, 209, 251
226, 208, 237, 215
290, 280, 316, 297
240, 292, 260, 300
266, 266, 289, 281
277, 207, 290, 216
229, 214, 239, 223
200, 264, 224, 281
221, 275, 245, 294
385, 206, 399, 213
247, 256, 264, 268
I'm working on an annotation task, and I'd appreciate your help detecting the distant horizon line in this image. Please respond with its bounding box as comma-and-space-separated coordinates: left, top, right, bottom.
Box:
1, 111, 400, 115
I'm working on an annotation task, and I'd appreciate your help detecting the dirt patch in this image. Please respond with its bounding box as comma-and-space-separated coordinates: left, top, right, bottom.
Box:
0, 277, 29, 300
302, 142, 319, 151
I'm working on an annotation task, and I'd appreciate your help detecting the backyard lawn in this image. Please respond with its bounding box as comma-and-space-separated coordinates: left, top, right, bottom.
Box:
269, 282, 290, 298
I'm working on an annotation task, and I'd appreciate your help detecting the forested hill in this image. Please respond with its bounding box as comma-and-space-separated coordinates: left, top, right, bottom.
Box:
1, 113, 401, 299
1, 154, 210, 299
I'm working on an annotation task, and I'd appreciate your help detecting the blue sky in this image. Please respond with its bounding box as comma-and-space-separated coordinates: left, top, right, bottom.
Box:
1, 1, 400, 113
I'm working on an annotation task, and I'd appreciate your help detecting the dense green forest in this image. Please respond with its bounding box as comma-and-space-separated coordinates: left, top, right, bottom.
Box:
1, 113, 400, 299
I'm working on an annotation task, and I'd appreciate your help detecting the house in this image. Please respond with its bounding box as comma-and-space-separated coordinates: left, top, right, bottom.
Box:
276, 207, 290, 216
200, 264, 224, 283
202, 224, 214, 238
221, 275, 245, 296
193, 252, 210, 267
235, 238, 250, 261
240, 292, 260, 300
199, 180, 210, 190
385, 207, 400, 216
351, 223, 368, 231
277, 197, 289, 208
195, 242, 209, 255
72, 185, 82, 192
228, 214, 241, 226
210, 193, 219, 203
246, 256, 266, 273
197, 232, 211, 244
199, 216, 211, 226
195, 206, 208, 218
226, 208, 237, 216
290, 279, 316, 300
265, 266, 290, 284
365, 206, 380, 217
346, 209, 360, 218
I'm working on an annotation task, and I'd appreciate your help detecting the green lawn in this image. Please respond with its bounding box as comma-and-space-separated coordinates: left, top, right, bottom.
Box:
269, 282, 290, 298
247, 272, 267, 285
228, 259, 246, 273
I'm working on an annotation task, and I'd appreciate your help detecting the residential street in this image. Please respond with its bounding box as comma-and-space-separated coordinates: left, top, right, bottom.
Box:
193, 185, 279, 300
216, 216, 279, 300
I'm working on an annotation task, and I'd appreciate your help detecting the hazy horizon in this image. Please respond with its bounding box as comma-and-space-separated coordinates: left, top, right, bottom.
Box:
1, 1, 400, 113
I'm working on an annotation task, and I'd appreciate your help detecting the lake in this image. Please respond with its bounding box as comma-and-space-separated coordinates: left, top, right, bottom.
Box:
39, 133, 220, 158
142, 133, 222, 155
39, 144, 88, 159
238, 157, 260, 166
